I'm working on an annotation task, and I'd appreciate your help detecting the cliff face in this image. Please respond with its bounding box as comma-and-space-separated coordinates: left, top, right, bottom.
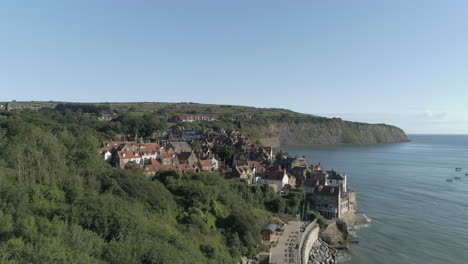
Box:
242, 119, 409, 148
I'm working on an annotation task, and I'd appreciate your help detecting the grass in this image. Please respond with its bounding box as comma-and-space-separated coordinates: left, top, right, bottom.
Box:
1, 101, 319, 119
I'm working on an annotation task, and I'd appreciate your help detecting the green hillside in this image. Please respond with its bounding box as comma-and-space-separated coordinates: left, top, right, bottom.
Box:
0, 101, 408, 146
0, 109, 307, 264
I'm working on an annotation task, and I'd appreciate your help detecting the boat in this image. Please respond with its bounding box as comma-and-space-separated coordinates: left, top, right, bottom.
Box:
454, 177, 461, 180
446, 178, 453, 182
456, 168, 462, 171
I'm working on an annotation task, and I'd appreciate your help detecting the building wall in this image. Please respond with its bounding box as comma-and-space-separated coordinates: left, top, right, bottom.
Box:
261, 231, 275, 241
348, 190, 357, 211
262, 179, 282, 192
141, 154, 157, 161
339, 190, 358, 226
291, 159, 308, 168
313, 195, 338, 219
104, 151, 112, 160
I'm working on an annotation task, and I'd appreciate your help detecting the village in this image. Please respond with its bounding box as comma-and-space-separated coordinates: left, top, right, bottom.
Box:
100, 124, 357, 264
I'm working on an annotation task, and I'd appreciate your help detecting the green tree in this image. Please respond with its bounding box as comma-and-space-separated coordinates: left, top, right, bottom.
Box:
212, 144, 237, 161
0, 211, 14, 239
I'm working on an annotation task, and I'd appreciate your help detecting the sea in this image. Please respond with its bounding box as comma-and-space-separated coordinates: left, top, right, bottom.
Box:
285, 135, 468, 264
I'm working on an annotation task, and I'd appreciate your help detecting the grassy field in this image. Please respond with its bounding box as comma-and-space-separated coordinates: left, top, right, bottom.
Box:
1, 101, 319, 119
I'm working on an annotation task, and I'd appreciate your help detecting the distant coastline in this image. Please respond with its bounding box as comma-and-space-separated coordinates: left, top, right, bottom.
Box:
0, 101, 410, 147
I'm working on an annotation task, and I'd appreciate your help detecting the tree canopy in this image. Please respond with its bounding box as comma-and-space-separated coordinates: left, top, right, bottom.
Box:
0, 110, 299, 263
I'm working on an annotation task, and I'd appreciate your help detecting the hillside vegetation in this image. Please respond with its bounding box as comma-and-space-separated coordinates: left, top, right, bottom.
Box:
1, 101, 408, 147
0, 110, 306, 264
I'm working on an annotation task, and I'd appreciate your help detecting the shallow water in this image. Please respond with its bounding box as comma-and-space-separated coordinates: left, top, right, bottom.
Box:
285, 135, 468, 264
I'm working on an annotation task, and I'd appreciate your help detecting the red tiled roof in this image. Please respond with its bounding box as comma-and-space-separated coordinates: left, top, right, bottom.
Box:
139, 143, 159, 152
118, 151, 141, 160
310, 163, 324, 171
200, 160, 212, 167
176, 164, 197, 172
151, 159, 161, 166
257, 169, 285, 181
144, 165, 156, 172
159, 151, 170, 159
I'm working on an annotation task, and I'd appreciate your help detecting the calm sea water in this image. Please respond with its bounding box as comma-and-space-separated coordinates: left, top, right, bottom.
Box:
285, 135, 468, 264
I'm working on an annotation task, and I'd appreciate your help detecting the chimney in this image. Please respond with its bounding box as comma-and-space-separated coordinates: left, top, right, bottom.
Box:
343, 174, 347, 193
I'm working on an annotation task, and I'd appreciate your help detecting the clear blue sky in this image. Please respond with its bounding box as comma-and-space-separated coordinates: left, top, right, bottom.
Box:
1, 0, 468, 134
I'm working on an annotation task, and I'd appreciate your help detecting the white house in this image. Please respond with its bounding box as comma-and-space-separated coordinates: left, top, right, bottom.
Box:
210, 157, 219, 170
258, 169, 294, 192
103, 150, 112, 161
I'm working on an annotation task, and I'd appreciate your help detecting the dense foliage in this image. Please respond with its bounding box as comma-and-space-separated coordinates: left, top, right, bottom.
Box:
0, 110, 298, 264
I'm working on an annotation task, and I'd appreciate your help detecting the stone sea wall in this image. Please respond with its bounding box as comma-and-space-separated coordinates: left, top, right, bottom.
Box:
299, 220, 320, 264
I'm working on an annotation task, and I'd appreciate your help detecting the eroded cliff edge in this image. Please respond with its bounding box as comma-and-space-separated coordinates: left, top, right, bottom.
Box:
242, 119, 409, 148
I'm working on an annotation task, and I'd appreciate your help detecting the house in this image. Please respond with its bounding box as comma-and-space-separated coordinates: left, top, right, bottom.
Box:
303, 178, 319, 194
152, 131, 164, 138
117, 151, 143, 168
260, 147, 274, 161
169, 114, 218, 123
261, 224, 277, 241
177, 151, 198, 165
210, 157, 219, 170
312, 185, 340, 219
143, 165, 157, 177
120, 142, 140, 152
102, 150, 112, 160
232, 165, 254, 184
289, 166, 310, 186
159, 151, 173, 165
169, 142, 192, 154
257, 167, 295, 192
311, 182, 353, 219
310, 163, 324, 172
285, 156, 308, 169
176, 163, 198, 173
150, 158, 174, 171
97, 113, 116, 121
199, 160, 213, 171
303, 171, 328, 194
206, 142, 214, 149
99, 141, 128, 160
140, 151, 157, 163
326, 170, 346, 189
180, 130, 203, 141
139, 143, 160, 152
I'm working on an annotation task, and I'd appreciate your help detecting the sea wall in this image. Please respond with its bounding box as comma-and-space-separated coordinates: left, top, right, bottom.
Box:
299, 220, 320, 264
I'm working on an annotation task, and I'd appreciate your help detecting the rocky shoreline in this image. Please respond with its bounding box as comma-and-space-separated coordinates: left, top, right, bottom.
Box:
309, 213, 370, 264
308, 239, 351, 264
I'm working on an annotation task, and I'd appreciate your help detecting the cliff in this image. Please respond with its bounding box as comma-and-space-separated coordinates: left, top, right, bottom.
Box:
241, 118, 409, 148
3, 101, 409, 147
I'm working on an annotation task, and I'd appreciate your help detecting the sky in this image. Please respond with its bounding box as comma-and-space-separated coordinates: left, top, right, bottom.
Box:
1, 0, 468, 134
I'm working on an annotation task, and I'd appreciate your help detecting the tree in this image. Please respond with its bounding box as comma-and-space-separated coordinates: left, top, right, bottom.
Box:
6, 126, 67, 186
212, 144, 236, 162
0, 211, 14, 239
190, 141, 203, 152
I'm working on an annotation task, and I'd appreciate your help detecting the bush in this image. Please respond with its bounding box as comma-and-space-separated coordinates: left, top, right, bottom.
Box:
307, 210, 328, 228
